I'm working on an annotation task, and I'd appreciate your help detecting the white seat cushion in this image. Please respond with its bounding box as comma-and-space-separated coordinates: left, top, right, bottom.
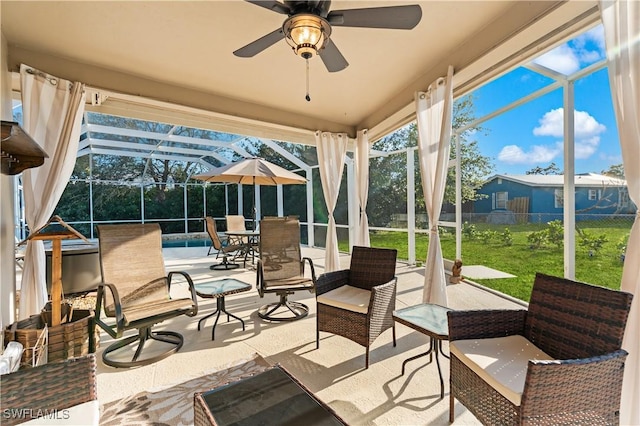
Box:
450, 334, 554, 406
317, 285, 371, 314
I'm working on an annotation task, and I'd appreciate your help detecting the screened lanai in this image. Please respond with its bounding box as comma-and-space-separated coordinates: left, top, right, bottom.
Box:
1, 1, 638, 423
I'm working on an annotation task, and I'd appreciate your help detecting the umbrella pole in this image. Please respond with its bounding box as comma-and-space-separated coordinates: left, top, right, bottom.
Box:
252, 176, 257, 230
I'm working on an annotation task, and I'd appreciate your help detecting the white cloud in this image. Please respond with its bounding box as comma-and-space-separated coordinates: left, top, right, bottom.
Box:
531, 25, 605, 75
533, 108, 605, 139
575, 136, 600, 159
498, 144, 561, 165
533, 108, 564, 137
533, 44, 580, 75
500, 108, 606, 165
599, 152, 622, 164
574, 25, 605, 54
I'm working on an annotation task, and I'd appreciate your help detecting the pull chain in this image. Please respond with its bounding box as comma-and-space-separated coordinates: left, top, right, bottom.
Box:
305, 58, 311, 102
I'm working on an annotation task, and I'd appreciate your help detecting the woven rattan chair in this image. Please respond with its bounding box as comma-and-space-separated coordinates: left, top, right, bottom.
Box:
316, 246, 398, 368
95, 223, 198, 368
206, 216, 242, 270
448, 272, 633, 425
256, 216, 316, 321
0, 354, 98, 426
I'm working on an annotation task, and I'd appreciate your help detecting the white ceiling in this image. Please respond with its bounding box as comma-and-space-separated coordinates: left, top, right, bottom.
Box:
2, 1, 599, 144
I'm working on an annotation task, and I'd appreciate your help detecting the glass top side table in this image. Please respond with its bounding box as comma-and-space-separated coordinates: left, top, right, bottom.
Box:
393, 303, 452, 399
195, 278, 252, 340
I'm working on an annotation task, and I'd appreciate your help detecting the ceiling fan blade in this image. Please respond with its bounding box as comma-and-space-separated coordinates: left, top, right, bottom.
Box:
327, 5, 422, 29
233, 28, 285, 57
319, 39, 349, 73
244, 0, 291, 15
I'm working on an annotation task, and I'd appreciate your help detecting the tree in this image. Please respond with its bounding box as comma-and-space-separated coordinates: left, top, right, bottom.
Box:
368, 94, 494, 225
446, 94, 495, 206
526, 162, 561, 175
602, 163, 625, 178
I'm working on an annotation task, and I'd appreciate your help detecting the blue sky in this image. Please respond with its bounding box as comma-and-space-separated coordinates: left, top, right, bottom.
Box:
470, 25, 621, 176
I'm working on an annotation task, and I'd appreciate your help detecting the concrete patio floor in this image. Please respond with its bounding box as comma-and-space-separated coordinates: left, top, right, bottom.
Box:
88, 246, 525, 425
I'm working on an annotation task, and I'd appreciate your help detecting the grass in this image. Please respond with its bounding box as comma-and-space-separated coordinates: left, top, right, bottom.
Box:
339, 220, 630, 302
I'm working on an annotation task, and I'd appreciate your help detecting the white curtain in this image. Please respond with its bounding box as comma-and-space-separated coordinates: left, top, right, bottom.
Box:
354, 129, 370, 247
19, 64, 86, 319
600, 1, 640, 424
315, 131, 348, 272
416, 65, 454, 306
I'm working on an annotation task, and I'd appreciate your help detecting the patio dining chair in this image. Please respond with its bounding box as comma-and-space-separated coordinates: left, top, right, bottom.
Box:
256, 216, 316, 321
448, 272, 633, 425
315, 246, 398, 368
95, 223, 198, 368
206, 216, 243, 270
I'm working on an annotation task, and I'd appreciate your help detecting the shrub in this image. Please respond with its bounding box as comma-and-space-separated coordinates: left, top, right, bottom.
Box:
546, 220, 564, 248
478, 230, 498, 244
501, 228, 513, 246
462, 222, 477, 240
616, 233, 629, 262
577, 229, 608, 256
527, 230, 548, 249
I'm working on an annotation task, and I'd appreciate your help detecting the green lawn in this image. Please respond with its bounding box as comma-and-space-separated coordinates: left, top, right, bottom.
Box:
339, 220, 629, 302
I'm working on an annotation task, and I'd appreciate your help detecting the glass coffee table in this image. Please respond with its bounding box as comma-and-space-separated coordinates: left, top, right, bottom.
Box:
195, 278, 252, 340
393, 303, 452, 399
194, 366, 346, 426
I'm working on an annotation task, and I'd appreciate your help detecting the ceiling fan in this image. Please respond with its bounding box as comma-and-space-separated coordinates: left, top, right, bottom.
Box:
233, 1, 423, 73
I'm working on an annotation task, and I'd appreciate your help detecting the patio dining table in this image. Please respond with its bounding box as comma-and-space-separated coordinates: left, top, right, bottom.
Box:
225, 230, 259, 266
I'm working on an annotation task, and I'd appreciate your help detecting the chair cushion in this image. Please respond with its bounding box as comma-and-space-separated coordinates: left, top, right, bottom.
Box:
264, 276, 314, 290
316, 285, 370, 314
121, 297, 195, 324
450, 335, 554, 407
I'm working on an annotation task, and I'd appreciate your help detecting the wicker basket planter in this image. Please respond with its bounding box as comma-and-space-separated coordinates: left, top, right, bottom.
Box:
4, 309, 99, 365
48, 309, 99, 363
3, 316, 48, 368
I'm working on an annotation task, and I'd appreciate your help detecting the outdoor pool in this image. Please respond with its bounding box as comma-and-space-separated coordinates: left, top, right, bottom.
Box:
162, 237, 211, 248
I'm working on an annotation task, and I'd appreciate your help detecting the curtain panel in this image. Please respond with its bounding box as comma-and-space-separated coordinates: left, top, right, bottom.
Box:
19, 64, 86, 319
600, 1, 640, 424
415, 65, 454, 306
315, 131, 348, 272
355, 129, 371, 247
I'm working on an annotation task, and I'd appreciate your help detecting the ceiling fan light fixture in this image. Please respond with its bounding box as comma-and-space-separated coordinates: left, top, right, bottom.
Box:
283, 14, 331, 59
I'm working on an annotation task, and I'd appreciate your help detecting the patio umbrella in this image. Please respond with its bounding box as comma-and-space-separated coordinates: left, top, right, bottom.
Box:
193, 157, 306, 228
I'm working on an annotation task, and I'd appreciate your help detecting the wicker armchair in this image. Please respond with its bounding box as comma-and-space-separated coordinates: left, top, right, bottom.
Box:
0, 354, 98, 426
448, 272, 633, 425
206, 216, 242, 270
316, 246, 398, 368
95, 223, 198, 368
256, 216, 316, 321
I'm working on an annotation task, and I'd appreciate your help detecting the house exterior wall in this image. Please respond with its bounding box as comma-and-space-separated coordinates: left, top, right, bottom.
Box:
474, 179, 533, 213
475, 177, 634, 218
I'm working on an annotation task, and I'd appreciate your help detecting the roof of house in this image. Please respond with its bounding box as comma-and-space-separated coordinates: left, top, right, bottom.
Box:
486, 173, 627, 188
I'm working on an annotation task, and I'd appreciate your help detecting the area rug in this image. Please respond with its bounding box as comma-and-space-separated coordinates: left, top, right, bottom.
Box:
100, 353, 271, 426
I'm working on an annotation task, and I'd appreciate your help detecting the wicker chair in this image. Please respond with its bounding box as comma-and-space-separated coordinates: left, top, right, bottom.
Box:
206, 216, 242, 270
95, 223, 198, 368
316, 246, 398, 368
0, 354, 98, 426
256, 216, 316, 321
448, 272, 633, 425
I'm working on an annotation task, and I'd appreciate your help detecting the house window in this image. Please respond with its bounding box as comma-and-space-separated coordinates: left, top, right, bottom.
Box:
619, 188, 629, 208
554, 189, 564, 208
494, 191, 508, 209
588, 189, 597, 200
